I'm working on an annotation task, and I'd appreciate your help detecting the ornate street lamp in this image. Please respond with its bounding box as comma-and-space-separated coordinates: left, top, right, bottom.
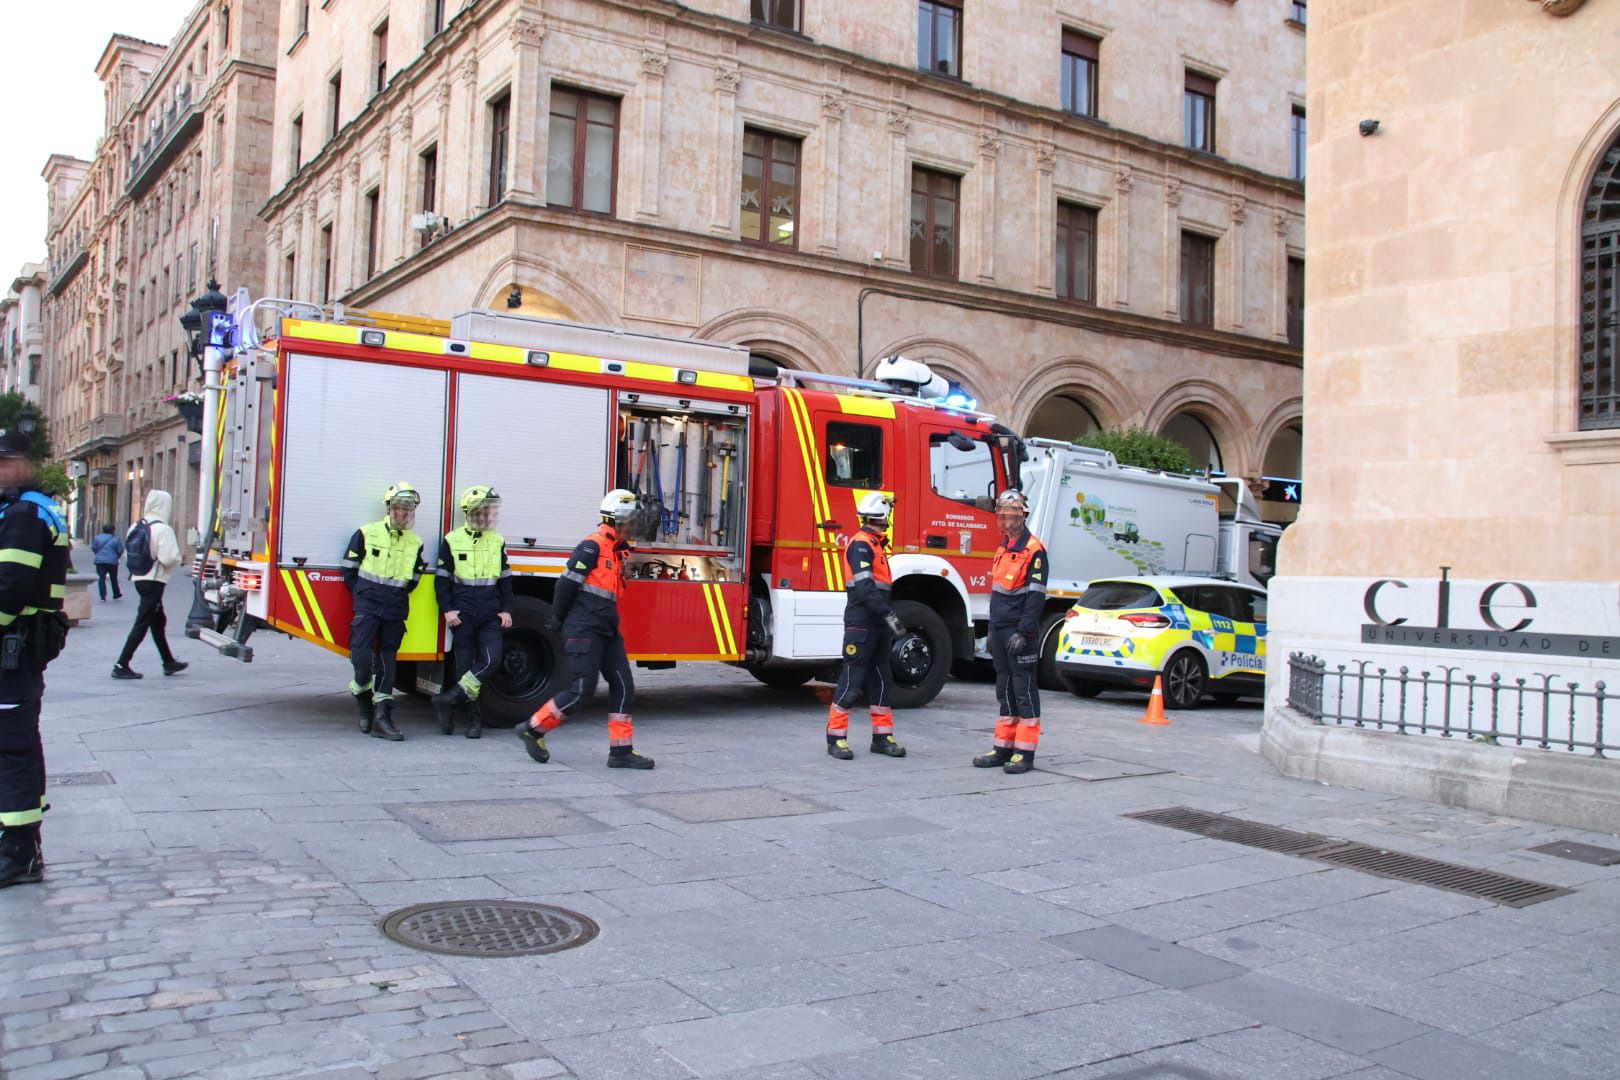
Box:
180, 279, 229, 378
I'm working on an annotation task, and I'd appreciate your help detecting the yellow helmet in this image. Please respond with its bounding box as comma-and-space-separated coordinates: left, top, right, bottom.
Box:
384, 482, 421, 509
460, 485, 500, 516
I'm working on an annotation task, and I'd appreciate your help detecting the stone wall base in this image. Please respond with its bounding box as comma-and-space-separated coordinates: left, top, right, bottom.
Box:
1262, 705, 1620, 835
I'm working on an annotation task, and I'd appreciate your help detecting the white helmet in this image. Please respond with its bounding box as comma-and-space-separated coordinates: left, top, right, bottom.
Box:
995, 489, 1030, 515
600, 488, 639, 523
856, 491, 893, 527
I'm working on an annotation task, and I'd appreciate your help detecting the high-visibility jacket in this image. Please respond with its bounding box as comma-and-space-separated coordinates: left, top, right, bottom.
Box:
435, 527, 514, 621
842, 526, 894, 626
343, 519, 425, 620
553, 523, 628, 634
0, 488, 69, 703
989, 529, 1048, 635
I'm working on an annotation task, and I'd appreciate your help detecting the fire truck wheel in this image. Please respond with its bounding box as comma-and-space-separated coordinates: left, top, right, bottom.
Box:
747, 666, 817, 690
1036, 611, 1071, 692
887, 600, 952, 709
476, 596, 569, 728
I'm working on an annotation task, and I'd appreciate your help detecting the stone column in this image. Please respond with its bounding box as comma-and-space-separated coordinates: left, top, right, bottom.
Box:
708, 64, 740, 235
509, 16, 546, 203
974, 127, 999, 285
462, 56, 483, 215
264, 223, 281, 297
1272, 211, 1290, 342
327, 172, 347, 298
1224, 196, 1247, 331
1161, 178, 1182, 318
1034, 141, 1056, 296
344, 160, 363, 287
637, 48, 668, 221
885, 105, 910, 265
1110, 167, 1132, 309
816, 90, 845, 256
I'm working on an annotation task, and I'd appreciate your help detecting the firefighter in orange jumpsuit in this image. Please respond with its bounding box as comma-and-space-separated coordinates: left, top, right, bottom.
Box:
973, 490, 1049, 774
516, 489, 654, 769
826, 492, 907, 760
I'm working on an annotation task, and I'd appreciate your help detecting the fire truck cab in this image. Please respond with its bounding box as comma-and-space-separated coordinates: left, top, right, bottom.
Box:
195, 300, 1020, 725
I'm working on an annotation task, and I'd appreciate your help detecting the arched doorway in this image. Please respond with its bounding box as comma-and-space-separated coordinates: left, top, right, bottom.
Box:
1026, 392, 1104, 441
1161, 412, 1223, 473
1261, 423, 1302, 523
487, 284, 578, 322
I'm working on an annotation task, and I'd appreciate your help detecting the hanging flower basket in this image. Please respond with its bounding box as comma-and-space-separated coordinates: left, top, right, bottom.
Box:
166, 392, 206, 434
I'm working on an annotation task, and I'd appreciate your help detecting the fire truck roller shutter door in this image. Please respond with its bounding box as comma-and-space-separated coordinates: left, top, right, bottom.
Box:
277, 355, 447, 656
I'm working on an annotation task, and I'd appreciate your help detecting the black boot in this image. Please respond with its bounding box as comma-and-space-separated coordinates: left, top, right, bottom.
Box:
371, 699, 405, 742
464, 700, 482, 739
518, 722, 550, 763
1003, 751, 1035, 774
870, 735, 907, 758
608, 746, 655, 769
827, 736, 854, 760
0, 826, 43, 889
354, 690, 375, 733
434, 684, 468, 735
972, 747, 1013, 768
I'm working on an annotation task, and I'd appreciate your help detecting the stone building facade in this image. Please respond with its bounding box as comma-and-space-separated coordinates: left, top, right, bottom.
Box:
0, 264, 47, 403
263, 0, 1305, 492
1263, 0, 1620, 823
40, 6, 277, 540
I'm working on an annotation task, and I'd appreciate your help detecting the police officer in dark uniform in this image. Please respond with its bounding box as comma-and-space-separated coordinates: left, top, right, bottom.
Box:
973, 490, 1049, 774
0, 418, 71, 889
516, 489, 653, 769
342, 482, 426, 742
825, 492, 907, 760
432, 485, 513, 739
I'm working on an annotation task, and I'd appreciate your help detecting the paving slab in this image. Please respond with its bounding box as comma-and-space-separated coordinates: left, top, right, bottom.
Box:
1186, 973, 1431, 1054
636, 787, 833, 823
1047, 924, 1247, 988
643, 1005, 878, 1075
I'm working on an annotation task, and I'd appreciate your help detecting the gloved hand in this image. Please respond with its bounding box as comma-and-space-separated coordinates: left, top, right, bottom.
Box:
1007, 632, 1028, 655
883, 612, 906, 637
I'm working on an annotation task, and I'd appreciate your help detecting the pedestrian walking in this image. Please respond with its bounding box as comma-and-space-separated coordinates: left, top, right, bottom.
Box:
972, 490, 1048, 774
432, 486, 513, 739
0, 420, 72, 889
516, 489, 653, 769
825, 492, 907, 760
111, 490, 188, 680
343, 483, 425, 742
90, 523, 123, 601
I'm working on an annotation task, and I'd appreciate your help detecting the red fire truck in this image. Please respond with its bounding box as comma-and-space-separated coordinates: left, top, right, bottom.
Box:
189, 300, 1023, 725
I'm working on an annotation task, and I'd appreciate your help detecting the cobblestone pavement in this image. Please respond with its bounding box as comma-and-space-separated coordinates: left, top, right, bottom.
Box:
4, 575, 1618, 1079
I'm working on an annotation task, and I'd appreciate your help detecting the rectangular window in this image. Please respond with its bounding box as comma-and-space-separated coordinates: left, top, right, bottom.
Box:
328, 72, 342, 139
1180, 230, 1216, 327
373, 21, 389, 95
163, 269, 171, 314
751, 0, 799, 32
189, 242, 198, 294
487, 92, 511, 206
365, 189, 380, 278
1290, 105, 1306, 181
319, 224, 333, 303
740, 128, 799, 249
909, 167, 959, 280
214, 113, 225, 165
174, 256, 183, 302
547, 86, 619, 215
1055, 202, 1097, 304
1185, 70, 1217, 153
430, 0, 447, 35
918, 0, 962, 78
1286, 256, 1304, 347
1060, 29, 1099, 118
420, 144, 438, 213
283, 251, 295, 296
298, 1, 309, 36
1291, 1, 1307, 24
221, 5, 229, 49
930, 433, 999, 510
825, 422, 883, 488
170, 350, 179, 389
290, 113, 303, 172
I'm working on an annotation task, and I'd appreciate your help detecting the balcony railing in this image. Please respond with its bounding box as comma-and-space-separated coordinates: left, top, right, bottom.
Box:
83, 412, 126, 452
126, 83, 203, 198
1288, 652, 1612, 757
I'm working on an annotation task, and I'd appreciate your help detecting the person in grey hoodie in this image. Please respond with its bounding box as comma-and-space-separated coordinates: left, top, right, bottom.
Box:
111, 490, 188, 679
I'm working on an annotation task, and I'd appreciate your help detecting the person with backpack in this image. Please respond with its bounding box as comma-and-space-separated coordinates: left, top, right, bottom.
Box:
0, 420, 72, 889
90, 523, 123, 601
111, 490, 187, 680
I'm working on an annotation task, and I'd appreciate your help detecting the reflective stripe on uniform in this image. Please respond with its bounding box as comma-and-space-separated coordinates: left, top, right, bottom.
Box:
456, 576, 499, 587
849, 570, 873, 584
582, 583, 616, 600
562, 570, 587, 584
0, 807, 43, 827
0, 548, 43, 568
358, 568, 414, 589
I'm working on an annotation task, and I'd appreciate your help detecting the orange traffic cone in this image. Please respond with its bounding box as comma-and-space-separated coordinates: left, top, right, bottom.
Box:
1139, 676, 1170, 725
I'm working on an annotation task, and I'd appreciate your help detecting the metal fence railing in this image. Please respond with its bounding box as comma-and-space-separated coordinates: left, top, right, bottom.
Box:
1287, 652, 1613, 757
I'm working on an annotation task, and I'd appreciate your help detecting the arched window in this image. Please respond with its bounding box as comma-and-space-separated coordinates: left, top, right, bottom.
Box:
1161, 412, 1223, 473
1027, 391, 1102, 440
1581, 133, 1620, 430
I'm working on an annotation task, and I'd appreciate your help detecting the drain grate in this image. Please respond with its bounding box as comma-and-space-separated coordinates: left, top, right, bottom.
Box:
1529, 840, 1620, 866
1125, 806, 1570, 907
1312, 844, 1570, 907
1124, 806, 1344, 857
51, 771, 115, 786
380, 901, 599, 958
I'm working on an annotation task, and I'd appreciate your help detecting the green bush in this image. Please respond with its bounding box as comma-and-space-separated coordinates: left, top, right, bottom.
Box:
1072, 426, 1196, 473
0, 391, 51, 461
36, 463, 74, 500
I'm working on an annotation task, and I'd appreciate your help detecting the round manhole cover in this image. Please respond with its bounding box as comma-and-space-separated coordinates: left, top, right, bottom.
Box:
380, 901, 599, 957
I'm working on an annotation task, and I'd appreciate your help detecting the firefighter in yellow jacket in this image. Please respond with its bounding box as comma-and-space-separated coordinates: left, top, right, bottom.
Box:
432, 486, 513, 739
342, 483, 426, 742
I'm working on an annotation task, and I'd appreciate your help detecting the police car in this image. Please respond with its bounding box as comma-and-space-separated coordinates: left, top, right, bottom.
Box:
1053, 576, 1267, 708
